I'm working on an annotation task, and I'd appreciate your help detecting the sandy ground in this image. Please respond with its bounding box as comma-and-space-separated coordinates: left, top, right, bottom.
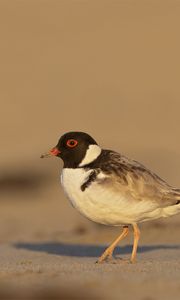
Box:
1, 0, 180, 299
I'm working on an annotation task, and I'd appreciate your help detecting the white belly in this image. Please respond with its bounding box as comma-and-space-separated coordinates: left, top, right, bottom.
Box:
60, 168, 166, 225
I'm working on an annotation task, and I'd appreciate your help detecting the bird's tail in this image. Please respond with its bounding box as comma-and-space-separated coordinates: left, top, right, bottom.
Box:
162, 188, 180, 218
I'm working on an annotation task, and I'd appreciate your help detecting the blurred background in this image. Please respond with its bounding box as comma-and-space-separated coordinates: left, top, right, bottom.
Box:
0, 0, 180, 299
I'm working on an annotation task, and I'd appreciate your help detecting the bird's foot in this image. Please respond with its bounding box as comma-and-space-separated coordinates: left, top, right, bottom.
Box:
95, 250, 113, 264
95, 256, 131, 264
130, 257, 136, 264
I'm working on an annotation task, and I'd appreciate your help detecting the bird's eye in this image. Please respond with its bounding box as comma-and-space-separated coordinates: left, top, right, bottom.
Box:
66, 139, 78, 148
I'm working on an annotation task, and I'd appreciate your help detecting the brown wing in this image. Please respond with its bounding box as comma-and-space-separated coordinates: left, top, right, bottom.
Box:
96, 150, 179, 208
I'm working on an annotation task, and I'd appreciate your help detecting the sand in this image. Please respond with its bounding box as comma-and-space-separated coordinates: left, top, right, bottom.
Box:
1, 0, 180, 299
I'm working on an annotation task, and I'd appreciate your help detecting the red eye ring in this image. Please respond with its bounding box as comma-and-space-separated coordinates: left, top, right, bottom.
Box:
66, 139, 78, 148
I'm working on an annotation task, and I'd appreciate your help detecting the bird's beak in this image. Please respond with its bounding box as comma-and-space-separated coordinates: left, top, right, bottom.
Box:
40, 147, 61, 158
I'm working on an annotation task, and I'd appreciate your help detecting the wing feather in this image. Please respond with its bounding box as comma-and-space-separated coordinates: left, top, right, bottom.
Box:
88, 150, 179, 208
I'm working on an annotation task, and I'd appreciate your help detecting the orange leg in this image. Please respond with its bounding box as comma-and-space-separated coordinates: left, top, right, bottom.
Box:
131, 223, 140, 263
97, 226, 129, 263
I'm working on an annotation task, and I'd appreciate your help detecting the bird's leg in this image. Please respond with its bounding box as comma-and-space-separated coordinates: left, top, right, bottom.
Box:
96, 226, 129, 263
130, 223, 140, 263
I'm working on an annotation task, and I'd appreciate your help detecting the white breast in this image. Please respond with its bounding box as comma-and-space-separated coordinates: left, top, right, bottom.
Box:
61, 168, 93, 209
61, 168, 119, 224
60, 168, 164, 226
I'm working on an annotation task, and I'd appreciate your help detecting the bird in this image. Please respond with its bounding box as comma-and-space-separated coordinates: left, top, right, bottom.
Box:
41, 131, 180, 263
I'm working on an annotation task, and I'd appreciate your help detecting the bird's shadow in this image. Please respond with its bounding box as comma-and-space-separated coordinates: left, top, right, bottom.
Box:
13, 242, 180, 257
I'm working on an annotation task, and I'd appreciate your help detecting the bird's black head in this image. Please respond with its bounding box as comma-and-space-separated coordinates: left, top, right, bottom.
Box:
41, 132, 101, 168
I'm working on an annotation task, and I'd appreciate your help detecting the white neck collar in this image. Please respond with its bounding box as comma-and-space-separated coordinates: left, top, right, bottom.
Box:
79, 145, 102, 167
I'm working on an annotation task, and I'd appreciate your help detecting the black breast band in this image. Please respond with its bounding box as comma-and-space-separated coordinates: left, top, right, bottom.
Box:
81, 170, 97, 192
